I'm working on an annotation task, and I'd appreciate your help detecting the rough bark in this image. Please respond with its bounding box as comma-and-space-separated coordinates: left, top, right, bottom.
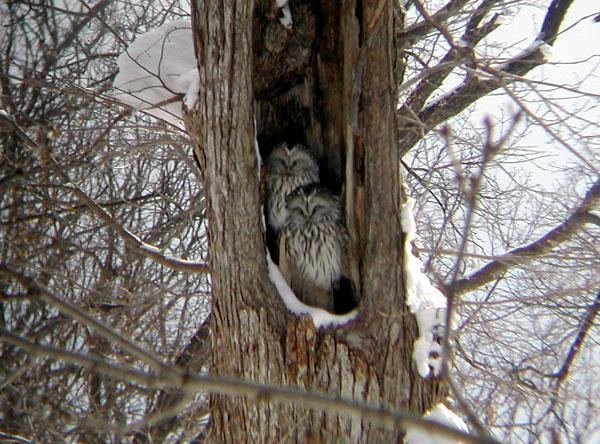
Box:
186, 1, 444, 442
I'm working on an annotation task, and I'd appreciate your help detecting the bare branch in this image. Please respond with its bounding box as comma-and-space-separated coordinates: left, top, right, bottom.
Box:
452, 177, 600, 296
547, 291, 600, 385
540, 0, 574, 45
0, 327, 502, 444
54, 183, 208, 274
399, 0, 576, 155
134, 316, 212, 443
397, 0, 471, 45
0, 265, 179, 380
401, 0, 500, 117
440, 115, 522, 442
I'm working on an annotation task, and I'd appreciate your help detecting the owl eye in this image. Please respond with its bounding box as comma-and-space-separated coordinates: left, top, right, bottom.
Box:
307, 202, 331, 220
311, 204, 325, 214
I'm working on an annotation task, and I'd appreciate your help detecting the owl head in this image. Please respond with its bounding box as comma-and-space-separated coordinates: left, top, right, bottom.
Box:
285, 184, 342, 226
266, 142, 319, 184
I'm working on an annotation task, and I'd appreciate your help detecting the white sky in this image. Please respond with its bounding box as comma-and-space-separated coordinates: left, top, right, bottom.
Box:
471, 1, 600, 186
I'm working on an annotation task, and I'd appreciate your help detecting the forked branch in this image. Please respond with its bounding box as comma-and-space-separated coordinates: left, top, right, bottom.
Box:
398, 0, 575, 155
452, 177, 600, 296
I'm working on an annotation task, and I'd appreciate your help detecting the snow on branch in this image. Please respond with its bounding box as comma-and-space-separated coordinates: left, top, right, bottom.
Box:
267, 254, 357, 328
113, 20, 199, 128
400, 0, 574, 156
405, 403, 469, 444
401, 198, 448, 377
60, 183, 208, 274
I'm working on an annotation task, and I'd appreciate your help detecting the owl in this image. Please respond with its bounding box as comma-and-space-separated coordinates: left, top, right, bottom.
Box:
279, 185, 347, 312
265, 142, 320, 232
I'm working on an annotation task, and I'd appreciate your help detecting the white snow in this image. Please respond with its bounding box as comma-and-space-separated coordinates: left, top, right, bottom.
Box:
133, 232, 205, 266
138, 242, 161, 254
494, 14, 508, 26
401, 198, 448, 377
275, 0, 293, 29
421, 83, 462, 109
113, 20, 197, 127
267, 254, 358, 328
522, 37, 554, 62
456, 36, 470, 48
405, 403, 469, 444
539, 42, 554, 61
182, 69, 201, 111
496, 37, 554, 72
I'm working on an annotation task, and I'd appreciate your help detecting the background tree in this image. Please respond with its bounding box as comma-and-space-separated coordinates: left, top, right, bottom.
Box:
0, 2, 210, 442
1, 0, 599, 443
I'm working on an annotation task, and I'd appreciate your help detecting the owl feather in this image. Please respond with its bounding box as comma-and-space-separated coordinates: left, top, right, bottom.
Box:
265, 142, 320, 232
281, 185, 348, 312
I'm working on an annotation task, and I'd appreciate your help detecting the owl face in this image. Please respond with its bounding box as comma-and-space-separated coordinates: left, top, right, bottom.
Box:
266, 143, 319, 182
286, 186, 341, 227
265, 143, 320, 231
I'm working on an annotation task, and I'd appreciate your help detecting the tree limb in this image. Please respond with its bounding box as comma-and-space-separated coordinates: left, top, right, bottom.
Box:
0, 327, 502, 444
54, 183, 208, 273
452, 177, 600, 296
0, 264, 180, 380
397, 0, 471, 46
402, 0, 501, 116
398, 0, 575, 155
547, 291, 600, 385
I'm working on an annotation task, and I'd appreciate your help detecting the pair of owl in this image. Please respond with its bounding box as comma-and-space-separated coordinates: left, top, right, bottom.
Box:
266, 142, 347, 312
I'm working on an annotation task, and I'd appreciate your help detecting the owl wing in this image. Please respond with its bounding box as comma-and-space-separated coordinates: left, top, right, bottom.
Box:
279, 235, 335, 313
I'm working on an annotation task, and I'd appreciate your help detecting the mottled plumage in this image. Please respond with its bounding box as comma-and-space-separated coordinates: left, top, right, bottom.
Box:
280, 185, 347, 311
265, 143, 320, 232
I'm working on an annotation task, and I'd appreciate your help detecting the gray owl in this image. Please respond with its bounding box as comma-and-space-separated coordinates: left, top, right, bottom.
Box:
279, 185, 347, 312
265, 143, 320, 232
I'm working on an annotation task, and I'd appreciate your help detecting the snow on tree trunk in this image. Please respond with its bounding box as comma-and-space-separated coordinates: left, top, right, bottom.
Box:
185, 1, 446, 442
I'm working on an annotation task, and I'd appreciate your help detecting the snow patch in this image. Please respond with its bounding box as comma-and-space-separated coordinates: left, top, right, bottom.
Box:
182, 69, 201, 111
405, 403, 469, 444
275, 0, 293, 29
523, 37, 554, 62
401, 198, 448, 377
138, 242, 161, 254
113, 20, 197, 127
539, 42, 554, 61
456, 36, 470, 48
267, 254, 358, 328
494, 14, 508, 26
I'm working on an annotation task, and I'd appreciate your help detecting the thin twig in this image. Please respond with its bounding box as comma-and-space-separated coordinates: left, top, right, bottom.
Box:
0, 265, 180, 380
0, 327, 503, 444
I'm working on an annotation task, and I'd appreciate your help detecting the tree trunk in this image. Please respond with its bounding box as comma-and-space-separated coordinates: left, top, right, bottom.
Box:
186, 1, 445, 442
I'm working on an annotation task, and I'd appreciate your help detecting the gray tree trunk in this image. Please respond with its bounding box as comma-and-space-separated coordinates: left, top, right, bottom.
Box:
186, 1, 444, 442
